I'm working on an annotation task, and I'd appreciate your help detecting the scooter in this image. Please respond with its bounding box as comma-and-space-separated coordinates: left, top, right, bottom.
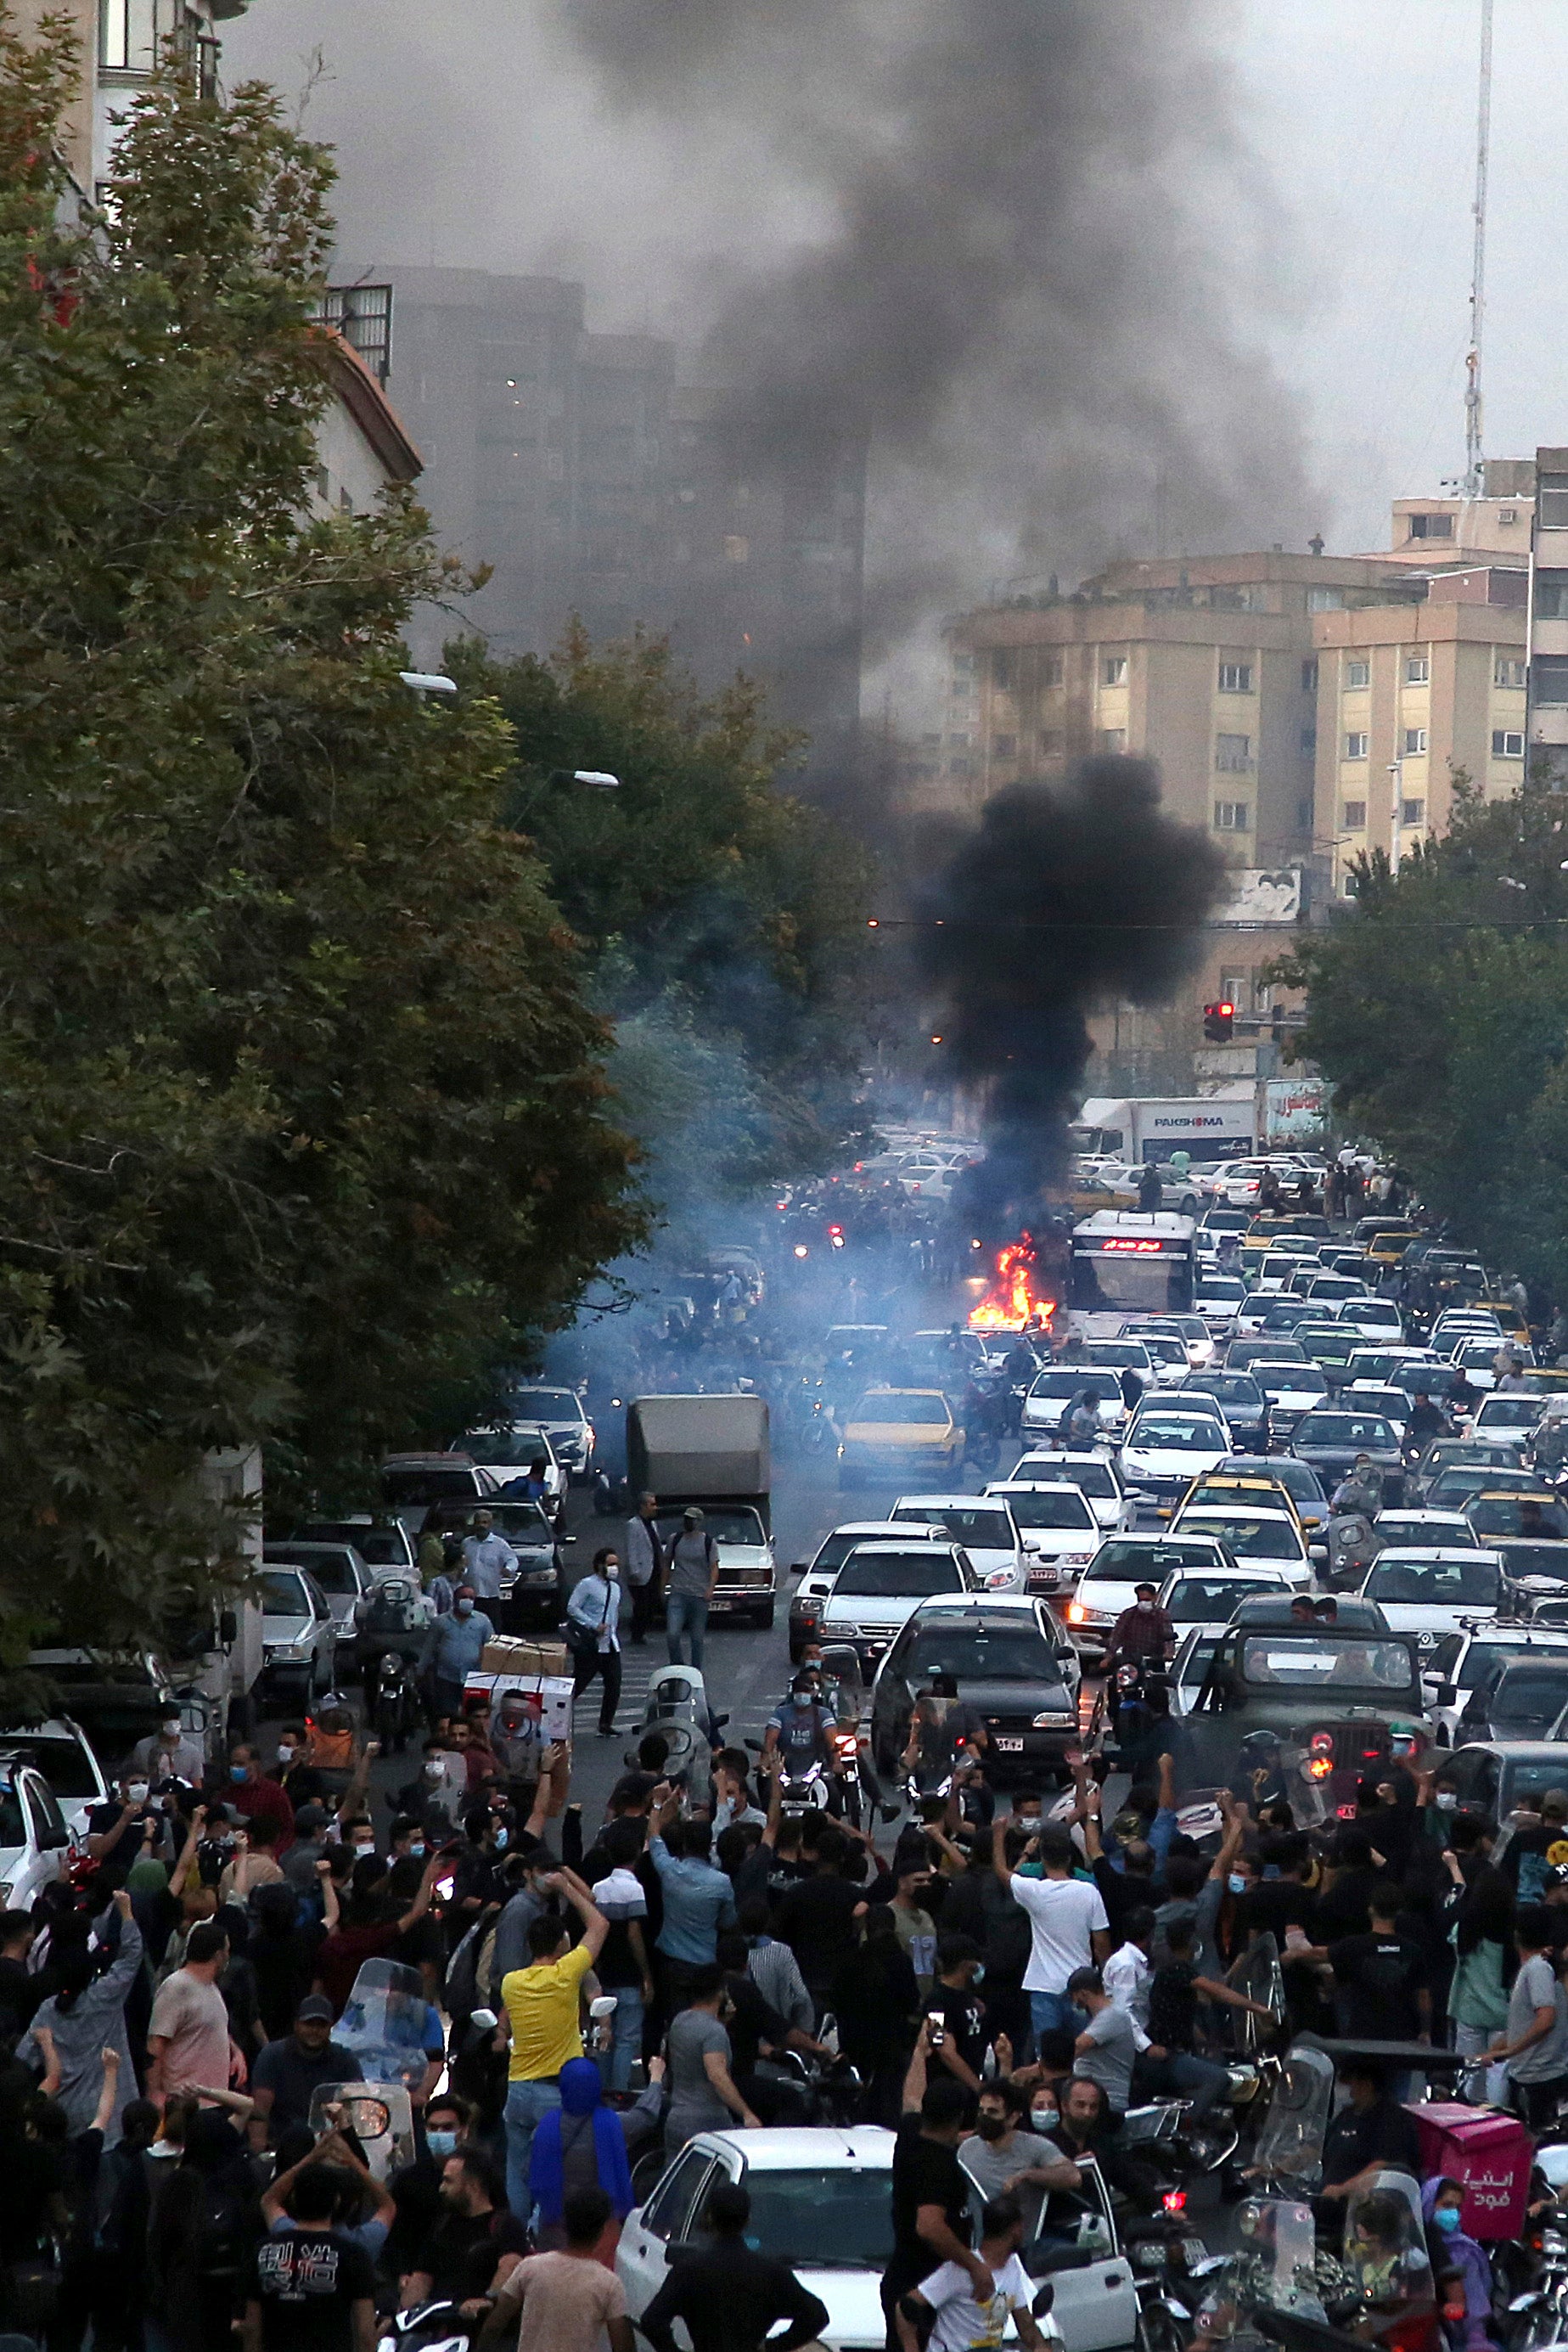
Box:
369, 1651, 418, 1754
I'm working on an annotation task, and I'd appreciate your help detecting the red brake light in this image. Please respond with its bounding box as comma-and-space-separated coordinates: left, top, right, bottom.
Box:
1163, 2189, 1188, 2213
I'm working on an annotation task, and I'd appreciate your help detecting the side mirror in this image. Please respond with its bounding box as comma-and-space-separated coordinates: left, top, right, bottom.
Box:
219, 1609, 238, 1646
37, 1821, 70, 1852
790, 1562, 808, 1576
1436, 1682, 1458, 1705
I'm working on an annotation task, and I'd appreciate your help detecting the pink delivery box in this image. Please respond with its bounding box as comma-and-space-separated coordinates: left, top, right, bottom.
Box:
1410, 2103, 1533, 2240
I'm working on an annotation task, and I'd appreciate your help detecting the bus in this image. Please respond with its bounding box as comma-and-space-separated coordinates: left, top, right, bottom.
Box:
1070, 1211, 1197, 1325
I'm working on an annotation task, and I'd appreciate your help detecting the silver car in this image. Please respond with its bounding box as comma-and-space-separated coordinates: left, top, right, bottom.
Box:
260, 1566, 337, 1700
264, 1542, 371, 1655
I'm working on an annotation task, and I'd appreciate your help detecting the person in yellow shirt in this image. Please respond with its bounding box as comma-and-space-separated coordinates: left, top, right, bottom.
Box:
502, 1869, 608, 2218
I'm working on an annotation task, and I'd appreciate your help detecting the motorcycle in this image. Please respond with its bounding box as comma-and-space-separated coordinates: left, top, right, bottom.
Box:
369, 1649, 418, 1754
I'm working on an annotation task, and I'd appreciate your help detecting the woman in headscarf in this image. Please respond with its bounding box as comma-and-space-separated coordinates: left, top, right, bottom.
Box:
149, 2107, 263, 2352
16, 1891, 143, 2146
1422, 2176, 1499, 2352
524, 2056, 636, 2250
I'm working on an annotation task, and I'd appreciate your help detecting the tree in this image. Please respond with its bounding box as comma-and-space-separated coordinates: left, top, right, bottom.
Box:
0, 16, 640, 1662
455, 628, 877, 1239
1274, 774, 1568, 1290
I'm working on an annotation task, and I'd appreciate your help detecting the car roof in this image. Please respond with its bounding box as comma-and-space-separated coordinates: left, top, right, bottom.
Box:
848, 1388, 951, 1404
1462, 1628, 1568, 1650
688, 2126, 896, 2169
986, 1480, 1084, 1495
1229, 1595, 1390, 1629
1094, 1530, 1227, 1547
839, 1540, 964, 1558
384, 1452, 469, 1468
895, 1494, 1010, 1511
908, 1594, 1047, 1618
1368, 1546, 1504, 1564
828, 1521, 940, 1538
1162, 1563, 1290, 1583
1177, 1503, 1295, 1522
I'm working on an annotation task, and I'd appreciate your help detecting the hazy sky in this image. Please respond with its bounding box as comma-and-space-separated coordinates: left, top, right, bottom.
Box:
223, 0, 1568, 571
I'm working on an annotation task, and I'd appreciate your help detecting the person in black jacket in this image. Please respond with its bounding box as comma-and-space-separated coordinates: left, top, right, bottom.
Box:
830, 1905, 919, 2128
638, 2180, 829, 2352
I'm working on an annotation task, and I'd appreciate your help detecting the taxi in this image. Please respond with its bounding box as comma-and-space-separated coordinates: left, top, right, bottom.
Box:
1365, 1225, 1423, 1269
837, 1388, 964, 1489
1479, 1298, 1531, 1342
1173, 1468, 1307, 1537
1062, 1168, 1139, 1217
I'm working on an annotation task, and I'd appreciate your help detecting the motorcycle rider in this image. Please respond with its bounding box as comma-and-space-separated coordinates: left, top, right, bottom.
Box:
1405, 1389, 1448, 1455
1331, 1454, 1385, 1520
762, 1673, 839, 1797
1102, 1583, 1175, 1679
1060, 1388, 1101, 1450
1535, 1414, 1568, 1483
793, 1643, 896, 1823
902, 1672, 989, 1790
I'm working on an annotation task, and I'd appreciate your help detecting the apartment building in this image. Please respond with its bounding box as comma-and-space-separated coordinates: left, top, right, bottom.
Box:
1529, 446, 1568, 779
14, 0, 250, 194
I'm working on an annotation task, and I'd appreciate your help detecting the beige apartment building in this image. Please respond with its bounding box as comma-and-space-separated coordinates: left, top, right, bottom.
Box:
13, 0, 251, 195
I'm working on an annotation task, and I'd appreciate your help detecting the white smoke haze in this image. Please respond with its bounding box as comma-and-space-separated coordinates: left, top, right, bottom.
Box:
227, 0, 1324, 714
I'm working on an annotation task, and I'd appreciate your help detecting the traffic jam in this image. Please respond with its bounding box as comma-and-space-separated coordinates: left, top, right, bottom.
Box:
13, 1138, 1568, 2352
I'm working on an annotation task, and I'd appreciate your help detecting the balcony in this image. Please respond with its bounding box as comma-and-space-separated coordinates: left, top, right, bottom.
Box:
99, 0, 213, 87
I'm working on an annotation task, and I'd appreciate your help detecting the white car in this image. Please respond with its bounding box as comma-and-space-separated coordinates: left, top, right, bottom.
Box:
788, 1521, 947, 1662
1423, 1624, 1568, 1746
891, 1495, 1024, 1590
0, 1756, 75, 1911
1344, 1382, 1414, 1438
1357, 1546, 1508, 1655
1338, 1297, 1406, 1340
509, 1384, 595, 1480
1012, 1449, 1138, 1533
1193, 1272, 1249, 1327
1081, 1337, 1156, 1383
1063, 1532, 1234, 1658
473, 1423, 568, 1509
1157, 1563, 1299, 1636
653, 1504, 778, 1628
1131, 1331, 1191, 1387
1136, 1313, 1216, 1368
1431, 1310, 1503, 1346
982, 1483, 1101, 1597
0, 1716, 108, 1840
1449, 1339, 1507, 1392
1120, 1405, 1233, 1514
1253, 1359, 1331, 1443
260, 1564, 338, 1701
618, 2127, 902, 2352
1474, 1393, 1545, 1441
1218, 1156, 1311, 1207
1168, 1505, 1311, 1584
1020, 1366, 1127, 1441
1373, 1509, 1480, 1550
818, 1540, 986, 1668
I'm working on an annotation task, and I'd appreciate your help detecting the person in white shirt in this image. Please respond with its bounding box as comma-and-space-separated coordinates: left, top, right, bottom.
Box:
896, 2195, 1049, 2352
992, 1815, 1110, 2042
460, 1511, 517, 1601
565, 1546, 624, 1735
1102, 1910, 1155, 2039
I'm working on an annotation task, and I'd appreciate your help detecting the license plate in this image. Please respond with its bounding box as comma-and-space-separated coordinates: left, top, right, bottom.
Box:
994, 1736, 1025, 1753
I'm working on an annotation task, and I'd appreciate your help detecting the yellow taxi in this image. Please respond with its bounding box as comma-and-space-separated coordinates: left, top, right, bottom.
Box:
1366, 1226, 1422, 1268
838, 1388, 964, 1491
1063, 1169, 1139, 1218
1478, 1299, 1530, 1342
1172, 1469, 1310, 1537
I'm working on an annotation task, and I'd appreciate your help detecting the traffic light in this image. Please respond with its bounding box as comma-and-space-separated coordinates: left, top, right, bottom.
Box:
1203, 999, 1235, 1042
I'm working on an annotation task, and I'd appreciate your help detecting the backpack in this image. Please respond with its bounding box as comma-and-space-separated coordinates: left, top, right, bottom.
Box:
188, 2173, 249, 2283
365, 1577, 422, 1638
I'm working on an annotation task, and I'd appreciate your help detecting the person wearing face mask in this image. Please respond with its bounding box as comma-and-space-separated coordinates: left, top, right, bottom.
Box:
925, 1935, 992, 2094
420, 1584, 496, 1725
958, 2078, 1079, 2203
564, 1547, 625, 1737
86, 1769, 173, 1893
385, 2091, 476, 2278
132, 1714, 206, 1787
225, 1744, 297, 1854
1102, 1584, 1174, 1680
1423, 2177, 1499, 2352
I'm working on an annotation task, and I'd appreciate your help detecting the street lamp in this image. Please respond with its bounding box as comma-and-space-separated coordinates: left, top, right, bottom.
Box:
399, 671, 458, 697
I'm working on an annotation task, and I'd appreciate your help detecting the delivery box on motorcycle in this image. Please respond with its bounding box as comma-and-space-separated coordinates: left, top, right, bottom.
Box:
1409, 2103, 1532, 2241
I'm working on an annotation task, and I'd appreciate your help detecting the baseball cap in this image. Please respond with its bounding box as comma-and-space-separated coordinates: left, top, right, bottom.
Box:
296, 1995, 334, 2023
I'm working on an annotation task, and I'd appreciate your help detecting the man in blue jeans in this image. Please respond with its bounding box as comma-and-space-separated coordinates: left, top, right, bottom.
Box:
992, 1814, 1110, 2043
648, 1785, 737, 2017
665, 1507, 719, 1671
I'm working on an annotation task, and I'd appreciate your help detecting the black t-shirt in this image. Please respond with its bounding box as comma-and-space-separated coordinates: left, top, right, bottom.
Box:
772, 1875, 863, 1995
1148, 1960, 1197, 2050
1316, 1864, 1377, 1942
1328, 1933, 1427, 2041
930, 1981, 988, 2079
888, 2116, 969, 2297
0, 1955, 40, 2040
249, 2226, 375, 2352
1245, 1879, 1317, 1948
85, 1802, 164, 1893
1322, 2096, 1422, 2188
414, 2206, 530, 2302
252, 2038, 365, 2139
722, 1972, 793, 2080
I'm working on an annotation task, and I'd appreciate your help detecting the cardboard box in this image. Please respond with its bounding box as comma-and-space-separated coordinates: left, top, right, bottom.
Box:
464, 1668, 575, 1746
1410, 2102, 1532, 2240
481, 1636, 537, 1674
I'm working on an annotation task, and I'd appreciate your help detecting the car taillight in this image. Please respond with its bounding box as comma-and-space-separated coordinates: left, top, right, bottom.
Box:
1163, 2189, 1188, 2214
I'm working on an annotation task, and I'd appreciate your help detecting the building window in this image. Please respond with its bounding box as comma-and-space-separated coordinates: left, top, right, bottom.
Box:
1536, 657, 1568, 706
1042, 654, 1065, 689
1217, 660, 1254, 694
1213, 801, 1250, 832
1102, 654, 1128, 685
1343, 873, 1360, 898
1345, 659, 1370, 689
1301, 658, 1319, 692
921, 732, 941, 748
1492, 729, 1526, 757
1099, 727, 1127, 754
992, 650, 1015, 689
953, 653, 975, 673
947, 733, 970, 748
1341, 801, 1367, 830
1535, 573, 1568, 621
1300, 725, 1317, 753
1501, 508, 1519, 526
1401, 799, 1425, 826
1495, 656, 1528, 689
1344, 732, 1369, 759
992, 734, 1017, 757
1296, 797, 1313, 830
1405, 655, 1430, 684
948, 758, 974, 777
1307, 587, 1345, 613
1537, 476, 1568, 530
1215, 733, 1252, 773
1038, 729, 1064, 757
1403, 728, 1428, 755
1407, 512, 1454, 540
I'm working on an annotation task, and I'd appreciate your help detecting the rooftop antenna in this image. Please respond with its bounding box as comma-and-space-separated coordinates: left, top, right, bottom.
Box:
1464, 0, 1494, 498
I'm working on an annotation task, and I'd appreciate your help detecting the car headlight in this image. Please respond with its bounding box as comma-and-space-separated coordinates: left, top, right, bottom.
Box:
1033, 1710, 1076, 1727
1063, 1550, 1093, 1565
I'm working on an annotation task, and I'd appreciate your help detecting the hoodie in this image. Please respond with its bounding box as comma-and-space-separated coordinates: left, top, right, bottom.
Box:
1421, 2175, 1498, 2352
525, 2055, 635, 2227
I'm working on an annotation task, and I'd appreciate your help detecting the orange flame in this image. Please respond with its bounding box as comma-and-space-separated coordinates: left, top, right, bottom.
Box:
969, 1235, 1055, 1331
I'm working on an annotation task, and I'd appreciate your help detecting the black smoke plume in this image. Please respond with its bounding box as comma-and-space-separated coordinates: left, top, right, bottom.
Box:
919, 757, 1226, 1238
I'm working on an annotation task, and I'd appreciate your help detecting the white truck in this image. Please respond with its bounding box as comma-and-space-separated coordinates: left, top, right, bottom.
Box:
1072, 1090, 1258, 1169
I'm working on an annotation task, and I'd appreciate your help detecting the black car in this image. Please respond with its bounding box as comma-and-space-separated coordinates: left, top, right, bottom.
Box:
869, 1595, 1080, 1784
1457, 1657, 1568, 1743
1180, 1372, 1269, 1449
1290, 1408, 1406, 1504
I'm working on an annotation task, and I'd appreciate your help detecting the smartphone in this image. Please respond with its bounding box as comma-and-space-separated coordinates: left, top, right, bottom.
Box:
926, 2011, 946, 2051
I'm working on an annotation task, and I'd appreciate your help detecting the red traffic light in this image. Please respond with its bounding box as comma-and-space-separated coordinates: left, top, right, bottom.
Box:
1202, 1000, 1235, 1042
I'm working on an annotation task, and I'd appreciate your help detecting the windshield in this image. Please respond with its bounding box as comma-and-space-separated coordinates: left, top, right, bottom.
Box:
850, 1393, 949, 1426
991, 1488, 1093, 1530
1183, 1516, 1304, 1561
893, 1505, 1014, 1549
1295, 1413, 1397, 1448
1501, 1757, 1568, 1814
907, 1623, 1060, 1680
1377, 1516, 1475, 1547
1166, 1576, 1282, 1622
1185, 1376, 1263, 1405
1257, 1366, 1329, 1398
3, 1735, 99, 1799
1488, 1668, 1568, 1730
514, 1390, 582, 1420
1128, 1421, 1225, 1452
1082, 1342, 1150, 1368
1455, 1639, 1568, 1688
1239, 1636, 1419, 1692
1046, 1461, 1116, 1498
1095, 1540, 1225, 1576
834, 1552, 964, 1597
487, 1502, 554, 1543
382, 1466, 478, 1503
1480, 1399, 1544, 1428
656, 1508, 767, 1547
722, 2166, 894, 2270
1198, 1278, 1247, 1301
1028, 1370, 1121, 1401
1365, 1557, 1501, 1606
1470, 1496, 1568, 1538
282, 1551, 357, 1594
261, 1571, 309, 1616
460, 1429, 549, 1467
